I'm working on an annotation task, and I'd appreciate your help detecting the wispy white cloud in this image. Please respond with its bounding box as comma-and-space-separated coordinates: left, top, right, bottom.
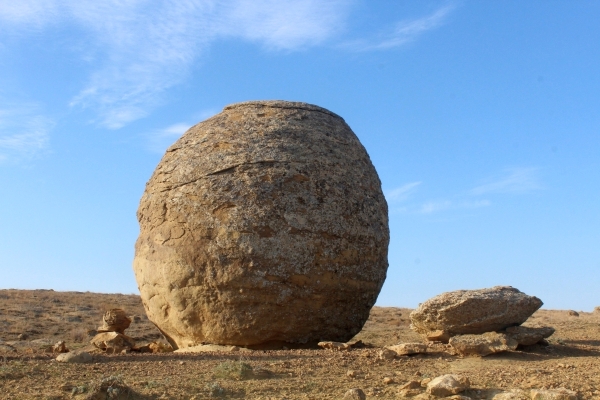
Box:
342, 4, 454, 51
385, 181, 421, 203
469, 167, 542, 195
0, 104, 52, 163
418, 199, 491, 214
146, 108, 218, 154
147, 122, 192, 154
419, 200, 452, 214
0, 0, 353, 129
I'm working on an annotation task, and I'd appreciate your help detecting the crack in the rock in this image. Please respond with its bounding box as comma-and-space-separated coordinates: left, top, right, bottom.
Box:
160, 160, 289, 192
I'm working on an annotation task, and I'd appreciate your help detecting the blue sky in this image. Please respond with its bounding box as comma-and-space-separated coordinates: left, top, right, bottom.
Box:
1, 1, 599, 310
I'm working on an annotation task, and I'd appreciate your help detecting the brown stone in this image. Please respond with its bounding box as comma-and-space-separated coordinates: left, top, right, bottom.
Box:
91, 332, 135, 353
378, 348, 397, 360
387, 343, 427, 356
400, 381, 422, 390
318, 341, 350, 351
426, 330, 451, 343
503, 325, 555, 346
52, 340, 68, 353
97, 308, 131, 334
530, 388, 578, 400
410, 286, 542, 337
133, 100, 389, 349
568, 310, 579, 317
55, 351, 93, 364
343, 388, 366, 400
426, 374, 470, 397
449, 332, 518, 356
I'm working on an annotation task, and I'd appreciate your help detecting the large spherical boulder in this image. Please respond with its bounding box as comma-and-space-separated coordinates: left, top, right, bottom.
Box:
133, 100, 389, 349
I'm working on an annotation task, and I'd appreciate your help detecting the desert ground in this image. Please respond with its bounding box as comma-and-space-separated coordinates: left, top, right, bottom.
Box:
0, 289, 599, 399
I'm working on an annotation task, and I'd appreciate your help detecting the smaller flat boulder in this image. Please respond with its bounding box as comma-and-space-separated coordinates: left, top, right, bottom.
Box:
503, 326, 555, 346
410, 286, 542, 337
449, 332, 518, 356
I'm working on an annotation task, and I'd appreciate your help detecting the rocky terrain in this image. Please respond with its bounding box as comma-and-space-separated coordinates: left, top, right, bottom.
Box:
1, 289, 600, 399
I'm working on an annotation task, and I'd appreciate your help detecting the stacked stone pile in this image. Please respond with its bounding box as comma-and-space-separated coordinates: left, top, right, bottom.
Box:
90, 309, 135, 353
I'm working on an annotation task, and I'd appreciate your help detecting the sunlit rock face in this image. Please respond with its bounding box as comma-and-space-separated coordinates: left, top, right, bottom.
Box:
133, 100, 389, 349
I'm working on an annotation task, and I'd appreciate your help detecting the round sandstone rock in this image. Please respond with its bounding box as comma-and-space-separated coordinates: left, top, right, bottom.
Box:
133, 100, 389, 349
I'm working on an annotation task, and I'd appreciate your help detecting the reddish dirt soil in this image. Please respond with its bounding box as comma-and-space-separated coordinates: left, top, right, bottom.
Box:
0, 289, 599, 399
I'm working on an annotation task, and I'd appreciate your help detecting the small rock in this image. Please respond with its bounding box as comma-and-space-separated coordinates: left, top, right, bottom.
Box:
18, 333, 29, 341
530, 388, 578, 400
567, 310, 579, 317
420, 378, 432, 387
318, 341, 351, 351
594, 306, 600, 314
426, 374, 470, 397
449, 332, 518, 356
400, 381, 422, 390
426, 330, 451, 343
387, 343, 428, 355
343, 388, 366, 400
399, 388, 423, 398
347, 370, 357, 378
503, 326, 555, 346
97, 308, 131, 334
56, 351, 93, 363
348, 340, 366, 349
378, 348, 397, 360
148, 341, 174, 353
90, 332, 135, 353
52, 341, 69, 353
383, 377, 394, 384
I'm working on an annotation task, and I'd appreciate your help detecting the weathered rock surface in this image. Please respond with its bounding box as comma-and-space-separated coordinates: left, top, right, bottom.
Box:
52, 340, 68, 353
426, 330, 451, 343
378, 348, 397, 360
91, 332, 135, 353
174, 344, 245, 353
318, 341, 350, 351
343, 388, 366, 400
449, 332, 518, 356
426, 374, 470, 397
98, 308, 131, 334
410, 286, 543, 336
503, 326, 555, 346
530, 388, 578, 400
55, 351, 93, 364
387, 343, 428, 355
133, 100, 389, 348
